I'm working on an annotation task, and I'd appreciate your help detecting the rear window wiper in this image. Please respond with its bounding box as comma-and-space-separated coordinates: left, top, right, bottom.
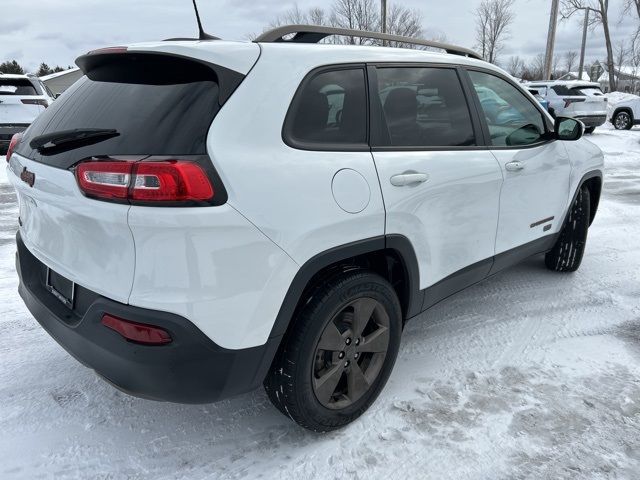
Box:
29, 128, 120, 153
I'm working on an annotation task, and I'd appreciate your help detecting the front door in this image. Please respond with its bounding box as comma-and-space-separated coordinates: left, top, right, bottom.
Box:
466, 70, 571, 256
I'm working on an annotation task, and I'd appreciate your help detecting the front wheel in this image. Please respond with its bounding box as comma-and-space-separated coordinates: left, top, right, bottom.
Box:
613, 111, 633, 130
545, 187, 591, 272
264, 270, 402, 432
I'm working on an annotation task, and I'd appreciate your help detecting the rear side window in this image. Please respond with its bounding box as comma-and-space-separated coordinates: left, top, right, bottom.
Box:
374, 67, 476, 148
284, 68, 367, 149
0, 79, 38, 96
17, 54, 227, 168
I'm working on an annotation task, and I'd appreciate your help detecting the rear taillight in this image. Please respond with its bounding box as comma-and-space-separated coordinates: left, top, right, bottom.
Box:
6, 133, 22, 163
21, 99, 49, 108
563, 98, 586, 108
101, 314, 172, 345
75, 158, 214, 205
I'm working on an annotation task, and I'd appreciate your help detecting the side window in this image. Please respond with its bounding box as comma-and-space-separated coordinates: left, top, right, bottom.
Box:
286, 68, 367, 148
375, 67, 476, 147
469, 71, 547, 147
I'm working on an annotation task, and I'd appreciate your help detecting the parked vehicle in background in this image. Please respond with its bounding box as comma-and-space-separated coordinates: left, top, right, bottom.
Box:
0, 74, 54, 154
526, 80, 607, 134
6, 25, 604, 432
606, 92, 640, 130
527, 87, 549, 111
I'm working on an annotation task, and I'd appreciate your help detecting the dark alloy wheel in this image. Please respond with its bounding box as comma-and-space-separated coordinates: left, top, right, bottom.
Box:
585, 126, 596, 134
264, 270, 402, 432
312, 297, 390, 409
614, 111, 633, 130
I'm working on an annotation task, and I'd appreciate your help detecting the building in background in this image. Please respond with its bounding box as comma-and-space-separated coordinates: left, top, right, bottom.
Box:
40, 67, 82, 96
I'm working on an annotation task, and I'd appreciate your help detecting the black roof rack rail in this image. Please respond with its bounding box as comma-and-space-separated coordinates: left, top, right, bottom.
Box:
254, 24, 483, 60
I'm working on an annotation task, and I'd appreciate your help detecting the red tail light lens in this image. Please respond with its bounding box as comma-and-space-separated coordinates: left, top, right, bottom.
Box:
6, 132, 22, 163
75, 159, 214, 204
101, 314, 172, 345
131, 161, 214, 202
563, 98, 586, 108
21, 99, 49, 108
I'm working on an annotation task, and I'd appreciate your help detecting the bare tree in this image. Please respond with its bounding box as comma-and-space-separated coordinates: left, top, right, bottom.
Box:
331, 0, 380, 44
260, 1, 423, 47
614, 41, 629, 90
564, 50, 578, 73
384, 3, 422, 47
521, 53, 546, 80
506, 55, 525, 77
561, 0, 616, 92
475, 0, 516, 64
624, 0, 640, 19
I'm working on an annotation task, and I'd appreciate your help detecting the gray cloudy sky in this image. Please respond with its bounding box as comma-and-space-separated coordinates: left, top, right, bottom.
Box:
0, 0, 636, 72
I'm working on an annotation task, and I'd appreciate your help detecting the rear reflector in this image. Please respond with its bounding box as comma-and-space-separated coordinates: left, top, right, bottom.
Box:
75, 159, 214, 204
101, 314, 172, 345
6, 133, 22, 163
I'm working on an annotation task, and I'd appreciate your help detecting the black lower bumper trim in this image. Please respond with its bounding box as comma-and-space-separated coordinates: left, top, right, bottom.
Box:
15, 232, 280, 403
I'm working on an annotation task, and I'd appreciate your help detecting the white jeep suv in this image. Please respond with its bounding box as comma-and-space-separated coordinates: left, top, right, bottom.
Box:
525, 80, 608, 133
0, 73, 54, 154
6, 26, 604, 432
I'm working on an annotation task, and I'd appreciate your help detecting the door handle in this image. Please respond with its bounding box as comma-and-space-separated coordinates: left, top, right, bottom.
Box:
390, 172, 429, 187
505, 161, 525, 172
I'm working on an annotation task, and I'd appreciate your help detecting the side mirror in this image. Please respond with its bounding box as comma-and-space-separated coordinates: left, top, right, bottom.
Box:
555, 117, 584, 141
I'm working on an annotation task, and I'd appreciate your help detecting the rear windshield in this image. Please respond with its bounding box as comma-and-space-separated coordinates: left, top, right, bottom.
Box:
0, 79, 38, 96
16, 54, 224, 168
551, 84, 602, 97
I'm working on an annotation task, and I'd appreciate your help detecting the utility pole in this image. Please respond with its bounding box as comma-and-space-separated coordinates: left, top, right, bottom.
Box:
543, 0, 560, 80
578, 7, 590, 80
381, 0, 387, 46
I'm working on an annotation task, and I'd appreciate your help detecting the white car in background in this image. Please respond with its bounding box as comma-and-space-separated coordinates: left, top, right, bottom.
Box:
606, 92, 640, 130
526, 80, 607, 133
0, 74, 55, 154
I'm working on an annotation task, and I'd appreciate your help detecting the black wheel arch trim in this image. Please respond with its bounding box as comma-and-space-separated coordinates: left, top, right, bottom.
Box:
612, 107, 634, 123
567, 170, 602, 227
268, 235, 422, 340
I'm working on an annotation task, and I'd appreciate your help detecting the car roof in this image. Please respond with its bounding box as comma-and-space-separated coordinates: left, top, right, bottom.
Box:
123, 39, 505, 76
526, 80, 600, 88
0, 73, 32, 79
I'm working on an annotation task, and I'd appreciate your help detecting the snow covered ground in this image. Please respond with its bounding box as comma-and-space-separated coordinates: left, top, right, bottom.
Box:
1, 125, 639, 479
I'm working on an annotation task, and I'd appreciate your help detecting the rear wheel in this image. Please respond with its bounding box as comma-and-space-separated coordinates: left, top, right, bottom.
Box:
613, 111, 633, 130
545, 187, 590, 272
264, 270, 402, 432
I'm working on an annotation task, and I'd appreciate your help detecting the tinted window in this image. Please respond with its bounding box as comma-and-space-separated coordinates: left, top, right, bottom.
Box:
375, 67, 475, 147
0, 79, 38, 96
286, 68, 367, 147
16, 55, 222, 167
469, 71, 546, 147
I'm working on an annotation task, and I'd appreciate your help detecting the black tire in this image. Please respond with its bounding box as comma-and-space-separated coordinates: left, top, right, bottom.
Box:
545, 187, 591, 272
613, 111, 633, 130
585, 126, 596, 134
264, 270, 402, 432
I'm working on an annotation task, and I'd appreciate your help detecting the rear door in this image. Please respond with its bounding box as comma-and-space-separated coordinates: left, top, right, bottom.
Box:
0, 78, 44, 125
465, 69, 571, 259
370, 65, 503, 295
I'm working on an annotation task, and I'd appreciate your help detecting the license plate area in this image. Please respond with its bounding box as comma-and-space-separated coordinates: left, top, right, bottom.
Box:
46, 267, 75, 309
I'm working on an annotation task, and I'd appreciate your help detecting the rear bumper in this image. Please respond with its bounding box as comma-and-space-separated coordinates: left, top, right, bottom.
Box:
15, 232, 280, 403
0, 124, 29, 152
574, 115, 606, 128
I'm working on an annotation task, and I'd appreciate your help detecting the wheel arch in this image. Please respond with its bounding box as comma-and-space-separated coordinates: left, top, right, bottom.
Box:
612, 106, 634, 123
574, 170, 602, 226
268, 235, 422, 342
